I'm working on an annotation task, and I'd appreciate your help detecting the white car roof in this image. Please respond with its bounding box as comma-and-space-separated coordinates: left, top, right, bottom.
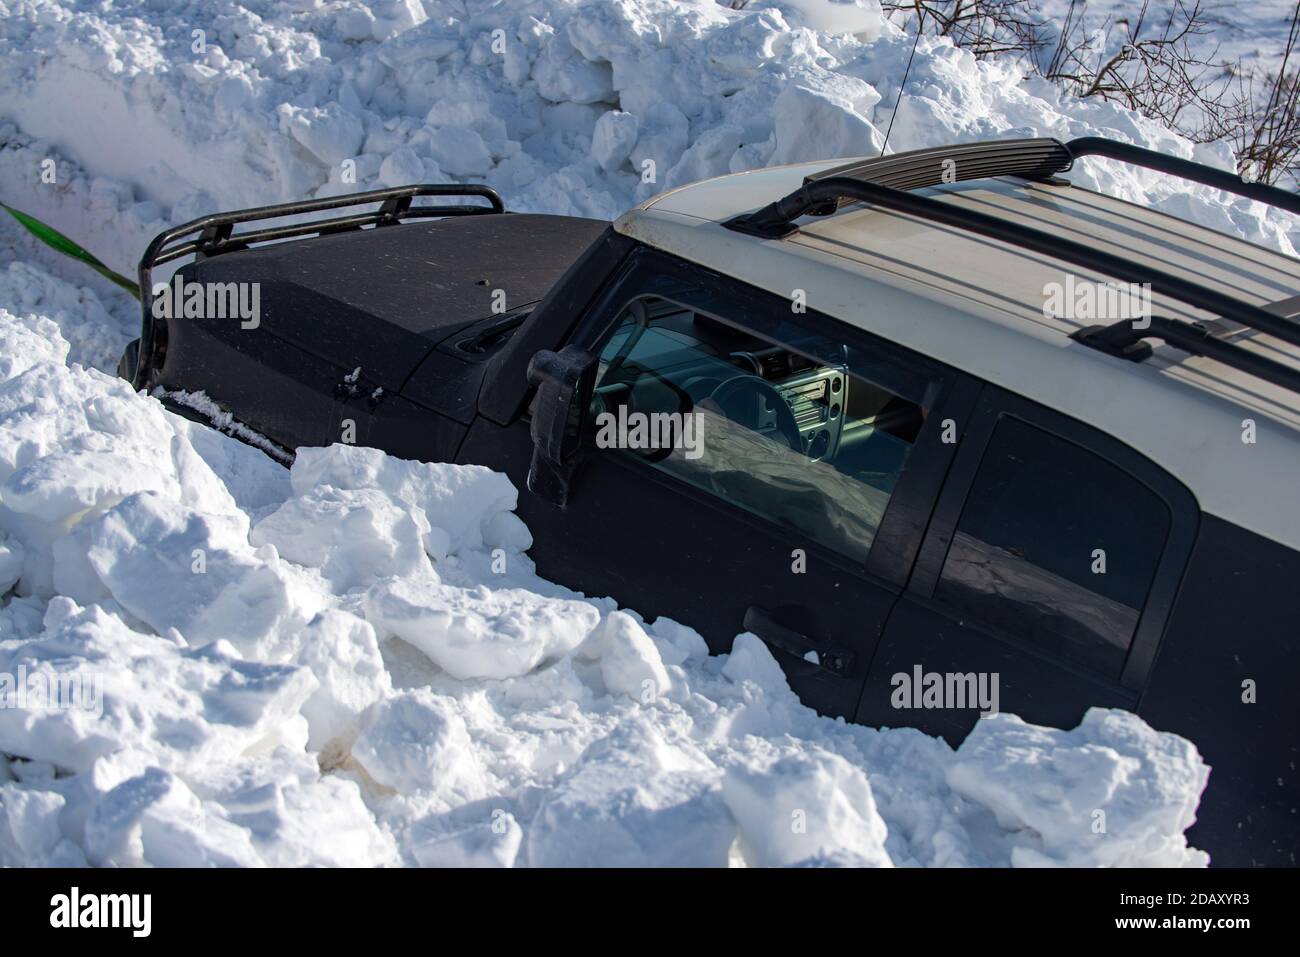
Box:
613, 160, 1300, 550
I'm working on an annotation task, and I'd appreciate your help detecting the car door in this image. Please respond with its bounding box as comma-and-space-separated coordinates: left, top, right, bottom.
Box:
459, 244, 977, 718
855, 386, 1199, 743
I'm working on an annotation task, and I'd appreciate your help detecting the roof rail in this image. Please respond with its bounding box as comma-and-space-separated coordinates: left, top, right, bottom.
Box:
801, 135, 1300, 218
1065, 137, 1300, 217
132, 183, 504, 390
721, 174, 1300, 396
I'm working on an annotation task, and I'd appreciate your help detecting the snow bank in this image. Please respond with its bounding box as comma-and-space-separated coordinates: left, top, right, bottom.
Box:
0, 264, 136, 374
0, 263, 1211, 867
0, 0, 1294, 292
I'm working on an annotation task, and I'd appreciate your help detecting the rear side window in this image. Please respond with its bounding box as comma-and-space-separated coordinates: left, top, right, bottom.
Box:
934, 416, 1171, 677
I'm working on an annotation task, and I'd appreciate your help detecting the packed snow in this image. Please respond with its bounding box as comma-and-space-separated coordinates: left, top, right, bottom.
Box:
1, 0, 1296, 284
0, 0, 1254, 866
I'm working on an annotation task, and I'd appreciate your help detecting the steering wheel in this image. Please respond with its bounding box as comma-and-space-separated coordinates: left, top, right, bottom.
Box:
704, 374, 804, 453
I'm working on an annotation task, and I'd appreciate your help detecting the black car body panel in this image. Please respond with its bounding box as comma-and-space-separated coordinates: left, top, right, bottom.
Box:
1139, 517, 1300, 866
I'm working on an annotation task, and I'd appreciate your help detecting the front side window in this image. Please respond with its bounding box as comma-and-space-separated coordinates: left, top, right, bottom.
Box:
589, 295, 942, 564
934, 416, 1172, 677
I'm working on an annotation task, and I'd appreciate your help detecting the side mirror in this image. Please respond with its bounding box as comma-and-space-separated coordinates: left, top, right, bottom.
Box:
526, 345, 598, 506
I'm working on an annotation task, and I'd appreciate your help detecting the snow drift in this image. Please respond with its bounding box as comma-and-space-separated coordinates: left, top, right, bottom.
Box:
0, 0, 1294, 285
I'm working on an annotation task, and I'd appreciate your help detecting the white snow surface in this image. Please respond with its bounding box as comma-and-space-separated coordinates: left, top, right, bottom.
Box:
0, 0, 1295, 280
0, 0, 1242, 866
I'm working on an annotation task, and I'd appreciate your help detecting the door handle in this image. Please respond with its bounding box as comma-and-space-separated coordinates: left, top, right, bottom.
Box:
743, 606, 856, 677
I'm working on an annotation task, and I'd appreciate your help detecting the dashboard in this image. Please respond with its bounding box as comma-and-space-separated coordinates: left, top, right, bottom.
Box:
594, 307, 851, 461
727, 345, 848, 460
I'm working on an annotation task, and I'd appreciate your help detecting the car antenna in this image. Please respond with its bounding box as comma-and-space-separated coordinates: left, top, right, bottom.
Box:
880, 9, 925, 157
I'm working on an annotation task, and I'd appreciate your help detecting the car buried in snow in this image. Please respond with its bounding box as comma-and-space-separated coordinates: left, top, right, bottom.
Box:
118, 136, 1300, 866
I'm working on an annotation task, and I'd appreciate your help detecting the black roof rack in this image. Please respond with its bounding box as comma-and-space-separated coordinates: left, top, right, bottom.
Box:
1066, 137, 1300, 217
1072, 317, 1300, 394
721, 137, 1300, 397
132, 183, 503, 390
799, 136, 1300, 217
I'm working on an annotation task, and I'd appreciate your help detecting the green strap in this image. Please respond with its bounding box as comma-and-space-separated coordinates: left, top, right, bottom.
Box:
2, 203, 140, 299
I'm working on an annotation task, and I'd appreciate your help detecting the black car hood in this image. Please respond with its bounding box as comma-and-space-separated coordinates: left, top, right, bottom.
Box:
182, 212, 608, 390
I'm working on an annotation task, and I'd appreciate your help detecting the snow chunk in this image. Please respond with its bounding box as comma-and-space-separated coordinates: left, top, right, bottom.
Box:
946, 708, 1211, 867
595, 611, 672, 700
409, 812, 523, 868
757, 0, 884, 39
0, 534, 24, 595
591, 109, 638, 171
352, 689, 487, 800
370, 0, 427, 42
252, 485, 434, 592
81, 492, 318, 658
427, 127, 494, 177
0, 599, 315, 777
528, 718, 733, 867
722, 631, 790, 694
0, 787, 70, 866
290, 444, 519, 556
378, 146, 425, 187
770, 72, 883, 165
278, 102, 365, 166
0, 263, 132, 373
723, 750, 893, 867
365, 573, 600, 680
293, 610, 392, 755
532, 32, 615, 105
648, 616, 711, 667
84, 767, 261, 867
188, 749, 398, 867
0, 306, 69, 379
